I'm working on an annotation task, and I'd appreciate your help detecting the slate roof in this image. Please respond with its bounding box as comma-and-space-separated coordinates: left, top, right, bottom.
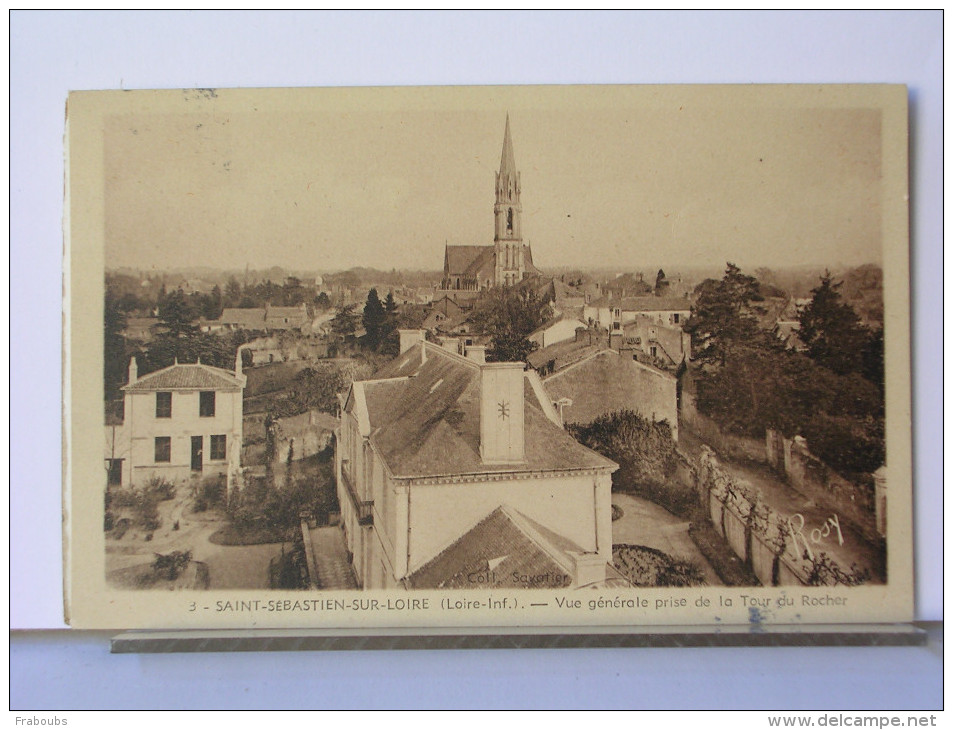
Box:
526, 338, 604, 372
265, 305, 310, 326
220, 308, 267, 329
444, 245, 537, 281
445, 245, 492, 276
124, 362, 245, 393
528, 313, 585, 339
352, 343, 616, 479
404, 505, 575, 589
588, 296, 691, 312
542, 350, 675, 426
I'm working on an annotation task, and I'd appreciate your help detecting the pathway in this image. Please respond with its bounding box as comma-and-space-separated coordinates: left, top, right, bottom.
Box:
679, 429, 885, 582
611, 492, 722, 586
106, 488, 282, 590
306, 526, 358, 589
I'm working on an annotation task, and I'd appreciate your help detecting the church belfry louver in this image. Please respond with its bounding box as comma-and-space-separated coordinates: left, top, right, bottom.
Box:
441, 115, 537, 293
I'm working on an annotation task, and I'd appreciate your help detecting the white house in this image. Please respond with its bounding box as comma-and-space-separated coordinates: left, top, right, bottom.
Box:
104, 355, 245, 491
334, 330, 619, 590
528, 314, 587, 349
584, 296, 691, 333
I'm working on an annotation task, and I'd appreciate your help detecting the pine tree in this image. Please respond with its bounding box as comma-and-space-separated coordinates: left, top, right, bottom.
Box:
362, 288, 386, 349
798, 272, 869, 376
685, 263, 763, 366
158, 288, 198, 339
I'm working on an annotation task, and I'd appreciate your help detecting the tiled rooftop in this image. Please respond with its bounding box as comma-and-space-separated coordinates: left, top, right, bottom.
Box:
124, 362, 244, 393
353, 343, 616, 479
404, 506, 574, 589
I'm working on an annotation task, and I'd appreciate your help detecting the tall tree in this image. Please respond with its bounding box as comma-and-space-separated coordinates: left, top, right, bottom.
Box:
104, 286, 128, 401
330, 304, 360, 342
471, 286, 549, 363
798, 272, 869, 376
158, 288, 198, 339
314, 291, 332, 311
685, 263, 763, 366
362, 288, 386, 349
383, 291, 398, 315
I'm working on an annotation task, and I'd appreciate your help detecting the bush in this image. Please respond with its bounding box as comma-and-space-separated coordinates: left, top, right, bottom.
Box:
144, 476, 176, 502
269, 536, 310, 589
151, 550, 192, 581
612, 544, 707, 587
801, 413, 885, 476
193, 475, 226, 512
568, 410, 677, 491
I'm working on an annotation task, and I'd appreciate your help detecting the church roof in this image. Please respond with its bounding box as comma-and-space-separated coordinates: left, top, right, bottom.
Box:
444, 245, 492, 277
499, 114, 518, 179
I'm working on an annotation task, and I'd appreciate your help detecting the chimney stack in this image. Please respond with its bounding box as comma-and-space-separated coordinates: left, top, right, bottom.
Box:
128, 357, 138, 385
465, 345, 486, 364
479, 362, 525, 464
398, 329, 426, 356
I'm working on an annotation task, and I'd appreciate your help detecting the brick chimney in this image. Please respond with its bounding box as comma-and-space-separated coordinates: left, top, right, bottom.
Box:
479, 362, 525, 464
128, 356, 138, 385
398, 329, 426, 355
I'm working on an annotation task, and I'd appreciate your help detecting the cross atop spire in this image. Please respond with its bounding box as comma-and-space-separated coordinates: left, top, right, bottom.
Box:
499, 113, 517, 179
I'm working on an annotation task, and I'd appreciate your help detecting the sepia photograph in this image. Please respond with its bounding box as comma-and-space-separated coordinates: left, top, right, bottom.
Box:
66, 83, 912, 629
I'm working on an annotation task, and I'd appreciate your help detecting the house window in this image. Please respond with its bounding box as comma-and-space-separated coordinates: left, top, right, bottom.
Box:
673, 313, 680, 324
154, 437, 171, 463
613, 322, 621, 331
156, 392, 172, 418
200, 391, 216, 417
210, 435, 226, 461
650, 346, 658, 358
614, 308, 621, 317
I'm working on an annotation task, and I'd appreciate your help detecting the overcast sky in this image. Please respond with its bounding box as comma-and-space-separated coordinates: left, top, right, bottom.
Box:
103, 86, 886, 274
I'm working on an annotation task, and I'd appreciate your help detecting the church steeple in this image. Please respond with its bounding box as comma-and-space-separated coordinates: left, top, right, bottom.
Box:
494, 114, 524, 286
499, 114, 517, 181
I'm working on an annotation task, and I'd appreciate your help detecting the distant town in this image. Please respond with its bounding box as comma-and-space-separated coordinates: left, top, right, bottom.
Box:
102, 117, 887, 594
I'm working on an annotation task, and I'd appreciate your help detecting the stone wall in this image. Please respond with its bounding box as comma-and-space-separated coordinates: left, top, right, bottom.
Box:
684, 447, 865, 587
765, 429, 879, 543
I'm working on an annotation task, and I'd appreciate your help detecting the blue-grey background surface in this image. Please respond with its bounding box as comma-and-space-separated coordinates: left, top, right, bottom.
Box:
10, 10, 942, 709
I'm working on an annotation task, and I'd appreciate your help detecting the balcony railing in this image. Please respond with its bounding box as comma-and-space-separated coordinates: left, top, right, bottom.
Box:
340, 463, 374, 526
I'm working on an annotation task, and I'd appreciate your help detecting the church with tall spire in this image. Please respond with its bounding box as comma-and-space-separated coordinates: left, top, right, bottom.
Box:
441, 115, 539, 294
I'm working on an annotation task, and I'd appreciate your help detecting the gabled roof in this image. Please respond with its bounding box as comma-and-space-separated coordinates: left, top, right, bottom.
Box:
220, 308, 267, 328
586, 296, 691, 313
529, 313, 585, 339
445, 245, 492, 276
124, 362, 245, 393
404, 505, 575, 589
265, 305, 309, 321
542, 350, 674, 426
350, 343, 616, 479
526, 337, 603, 371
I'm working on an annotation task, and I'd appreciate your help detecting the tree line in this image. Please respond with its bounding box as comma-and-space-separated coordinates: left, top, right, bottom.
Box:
685, 263, 885, 476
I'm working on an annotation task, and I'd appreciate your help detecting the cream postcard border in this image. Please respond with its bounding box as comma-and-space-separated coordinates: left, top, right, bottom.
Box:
65, 84, 913, 630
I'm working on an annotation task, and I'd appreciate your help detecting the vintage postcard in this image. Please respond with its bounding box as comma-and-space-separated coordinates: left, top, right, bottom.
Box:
65, 84, 913, 630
